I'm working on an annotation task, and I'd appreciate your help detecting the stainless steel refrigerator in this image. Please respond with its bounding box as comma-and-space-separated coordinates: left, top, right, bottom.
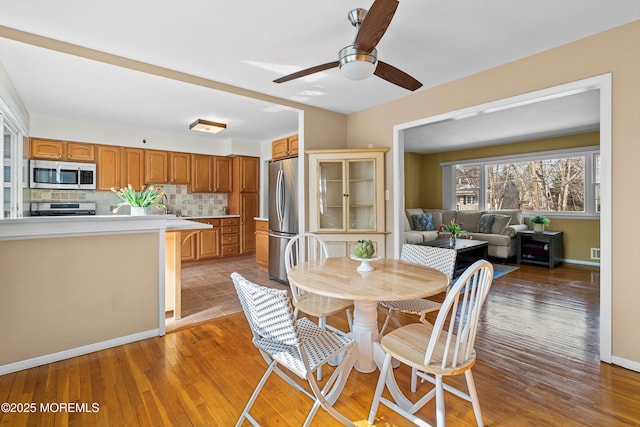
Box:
269, 157, 299, 283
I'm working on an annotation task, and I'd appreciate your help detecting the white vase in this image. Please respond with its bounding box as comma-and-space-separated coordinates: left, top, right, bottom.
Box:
533, 223, 544, 233
130, 206, 146, 216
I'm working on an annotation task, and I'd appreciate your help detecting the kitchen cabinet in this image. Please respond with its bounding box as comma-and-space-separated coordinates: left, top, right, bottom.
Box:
229, 156, 260, 254
181, 218, 221, 262
213, 156, 233, 193
145, 149, 169, 184
239, 193, 259, 253
190, 154, 212, 192
308, 148, 388, 257
235, 156, 260, 193
97, 145, 144, 191
30, 138, 95, 162
121, 147, 145, 190
189, 154, 232, 193
198, 219, 221, 259
169, 152, 190, 184
220, 217, 240, 256
255, 219, 269, 271
181, 217, 242, 263
272, 134, 298, 160
96, 145, 121, 191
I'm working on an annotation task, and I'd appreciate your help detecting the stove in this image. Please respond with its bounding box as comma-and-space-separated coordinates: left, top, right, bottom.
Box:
30, 202, 97, 216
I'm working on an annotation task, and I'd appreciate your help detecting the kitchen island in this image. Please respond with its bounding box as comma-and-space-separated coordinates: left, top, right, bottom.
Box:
0, 215, 209, 375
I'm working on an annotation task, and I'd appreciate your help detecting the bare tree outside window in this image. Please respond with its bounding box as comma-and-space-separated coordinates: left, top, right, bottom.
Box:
485, 157, 585, 212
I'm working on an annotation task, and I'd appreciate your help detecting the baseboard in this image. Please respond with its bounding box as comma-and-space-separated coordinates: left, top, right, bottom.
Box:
611, 355, 640, 373
0, 329, 160, 376
563, 258, 600, 267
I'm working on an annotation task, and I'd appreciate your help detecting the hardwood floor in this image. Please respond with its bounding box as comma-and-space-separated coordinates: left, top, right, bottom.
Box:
1, 259, 639, 426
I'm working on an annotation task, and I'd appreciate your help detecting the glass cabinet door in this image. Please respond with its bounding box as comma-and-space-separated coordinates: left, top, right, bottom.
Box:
2, 118, 20, 218
347, 159, 375, 231
317, 160, 344, 230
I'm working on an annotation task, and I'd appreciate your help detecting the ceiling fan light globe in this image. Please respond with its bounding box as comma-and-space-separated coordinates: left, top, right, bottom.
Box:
339, 46, 377, 80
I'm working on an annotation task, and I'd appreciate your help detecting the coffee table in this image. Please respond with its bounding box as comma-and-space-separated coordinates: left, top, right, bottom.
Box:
419, 238, 489, 278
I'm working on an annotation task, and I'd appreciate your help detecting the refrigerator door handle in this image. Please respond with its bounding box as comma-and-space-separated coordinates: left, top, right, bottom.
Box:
276, 169, 284, 227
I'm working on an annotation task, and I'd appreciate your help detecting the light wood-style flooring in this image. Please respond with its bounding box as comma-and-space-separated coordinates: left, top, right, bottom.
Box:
1, 259, 639, 426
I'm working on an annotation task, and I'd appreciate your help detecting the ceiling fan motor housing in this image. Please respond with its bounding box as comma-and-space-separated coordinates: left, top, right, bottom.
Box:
339, 46, 377, 80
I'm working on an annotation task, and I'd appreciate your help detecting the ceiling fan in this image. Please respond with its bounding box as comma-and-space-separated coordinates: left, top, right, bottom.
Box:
273, 0, 422, 91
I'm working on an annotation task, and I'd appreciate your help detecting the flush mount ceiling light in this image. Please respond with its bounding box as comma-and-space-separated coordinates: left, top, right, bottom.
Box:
189, 119, 227, 134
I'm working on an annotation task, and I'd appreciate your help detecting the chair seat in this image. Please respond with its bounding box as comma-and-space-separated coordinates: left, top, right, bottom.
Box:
294, 293, 353, 319
255, 317, 354, 379
379, 298, 442, 315
381, 322, 476, 377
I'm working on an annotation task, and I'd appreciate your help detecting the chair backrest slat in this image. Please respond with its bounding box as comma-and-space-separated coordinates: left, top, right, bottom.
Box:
401, 244, 457, 286
285, 233, 329, 300
424, 260, 493, 370
231, 272, 300, 347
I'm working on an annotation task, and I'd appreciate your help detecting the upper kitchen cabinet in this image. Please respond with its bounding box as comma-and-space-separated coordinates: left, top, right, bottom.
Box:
144, 150, 169, 184
272, 134, 298, 160
30, 138, 95, 162
121, 148, 145, 190
189, 154, 232, 193
169, 152, 190, 184
96, 145, 121, 191
307, 148, 388, 257
213, 156, 232, 193
234, 156, 259, 193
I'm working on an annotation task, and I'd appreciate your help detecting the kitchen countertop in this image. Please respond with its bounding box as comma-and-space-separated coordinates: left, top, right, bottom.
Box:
0, 214, 211, 240
254, 217, 268, 221
180, 214, 240, 219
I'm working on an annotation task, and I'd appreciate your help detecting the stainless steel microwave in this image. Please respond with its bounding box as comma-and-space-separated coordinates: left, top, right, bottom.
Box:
29, 160, 97, 190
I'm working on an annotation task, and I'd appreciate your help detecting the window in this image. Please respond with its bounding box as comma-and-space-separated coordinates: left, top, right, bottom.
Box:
444, 146, 600, 217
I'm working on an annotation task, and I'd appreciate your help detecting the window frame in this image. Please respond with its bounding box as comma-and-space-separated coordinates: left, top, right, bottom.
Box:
441, 145, 600, 219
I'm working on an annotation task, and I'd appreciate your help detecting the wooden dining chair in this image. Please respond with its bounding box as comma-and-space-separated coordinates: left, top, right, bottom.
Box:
378, 244, 458, 392
369, 260, 494, 427
285, 232, 354, 332
231, 272, 357, 427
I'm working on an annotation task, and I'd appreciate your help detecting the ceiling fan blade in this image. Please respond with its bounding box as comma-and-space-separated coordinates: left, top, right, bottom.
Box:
354, 0, 399, 53
374, 61, 423, 91
273, 61, 340, 84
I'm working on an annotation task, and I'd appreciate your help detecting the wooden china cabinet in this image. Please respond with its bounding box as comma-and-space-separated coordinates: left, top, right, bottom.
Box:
307, 148, 388, 258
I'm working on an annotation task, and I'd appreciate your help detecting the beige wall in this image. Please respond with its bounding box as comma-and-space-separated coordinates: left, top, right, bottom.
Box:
405, 132, 600, 263
0, 233, 159, 366
345, 21, 640, 364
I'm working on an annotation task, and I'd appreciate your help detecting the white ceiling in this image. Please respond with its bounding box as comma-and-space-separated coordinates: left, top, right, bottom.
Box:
0, 1, 638, 148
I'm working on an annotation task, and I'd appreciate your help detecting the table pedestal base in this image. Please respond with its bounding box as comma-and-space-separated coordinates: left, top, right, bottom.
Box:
351, 300, 379, 373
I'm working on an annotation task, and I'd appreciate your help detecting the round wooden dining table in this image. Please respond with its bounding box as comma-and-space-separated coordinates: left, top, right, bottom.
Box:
287, 256, 448, 373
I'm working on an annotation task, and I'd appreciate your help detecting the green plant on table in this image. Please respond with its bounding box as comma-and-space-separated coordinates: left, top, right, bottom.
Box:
440, 219, 466, 236
111, 184, 166, 213
529, 215, 550, 225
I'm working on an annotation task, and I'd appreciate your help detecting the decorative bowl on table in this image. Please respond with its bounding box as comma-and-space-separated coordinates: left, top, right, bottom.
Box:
350, 255, 382, 272
351, 240, 379, 272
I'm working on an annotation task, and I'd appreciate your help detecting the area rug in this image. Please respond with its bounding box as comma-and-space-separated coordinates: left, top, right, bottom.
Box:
492, 263, 519, 279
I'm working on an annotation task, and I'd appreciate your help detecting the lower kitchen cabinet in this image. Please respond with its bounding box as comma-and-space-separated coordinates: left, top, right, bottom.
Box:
255, 219, 269, 271
181, 217, 241, 263
220, 217, 240, 256
180, 218, 221, 262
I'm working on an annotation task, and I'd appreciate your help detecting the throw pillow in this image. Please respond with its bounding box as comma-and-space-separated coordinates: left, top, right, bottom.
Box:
477, 214, 496, 233
491, 214, 512, 234
412, 213, 434, 231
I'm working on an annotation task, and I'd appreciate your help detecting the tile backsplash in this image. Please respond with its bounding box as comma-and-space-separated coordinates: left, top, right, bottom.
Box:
30, 184, 228, 216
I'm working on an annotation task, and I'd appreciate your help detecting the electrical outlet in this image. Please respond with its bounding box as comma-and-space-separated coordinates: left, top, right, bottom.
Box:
590, 248, 600, 260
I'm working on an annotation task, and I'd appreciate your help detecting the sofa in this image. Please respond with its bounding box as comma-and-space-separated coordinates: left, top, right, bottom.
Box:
403, 208, 529, 259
